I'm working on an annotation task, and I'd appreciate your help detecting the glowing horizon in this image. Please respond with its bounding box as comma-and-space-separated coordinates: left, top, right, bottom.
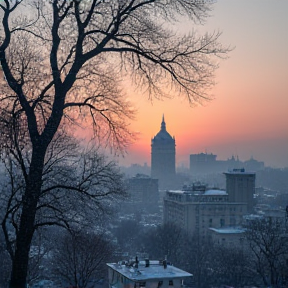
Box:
116, 0, 288, 169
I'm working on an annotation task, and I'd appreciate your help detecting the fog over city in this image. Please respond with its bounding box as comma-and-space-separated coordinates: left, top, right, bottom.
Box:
0, 1, 287, 288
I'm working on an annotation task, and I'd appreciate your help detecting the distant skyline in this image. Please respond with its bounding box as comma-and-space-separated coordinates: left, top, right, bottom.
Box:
117, 0, 288, 169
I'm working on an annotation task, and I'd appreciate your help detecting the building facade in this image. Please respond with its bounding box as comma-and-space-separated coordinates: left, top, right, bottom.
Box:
127, 174, 159, 213
208, 227, 246, 247
107, 259, 192, 288
163, 170, 256, 238
151, 115, 176, 189
224, 168, 256, 213
163, 186, 247, 238
190, 152, 264, 175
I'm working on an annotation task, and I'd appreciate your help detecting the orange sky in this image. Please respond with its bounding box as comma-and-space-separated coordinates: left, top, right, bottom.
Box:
117, 0, 288, 168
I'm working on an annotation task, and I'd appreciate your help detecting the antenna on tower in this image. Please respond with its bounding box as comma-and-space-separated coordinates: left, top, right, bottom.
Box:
161, 114, 166, 131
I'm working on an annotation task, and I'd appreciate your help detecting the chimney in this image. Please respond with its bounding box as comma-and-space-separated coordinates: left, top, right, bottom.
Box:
145, 258, 150, 267
163, 259, 167, 269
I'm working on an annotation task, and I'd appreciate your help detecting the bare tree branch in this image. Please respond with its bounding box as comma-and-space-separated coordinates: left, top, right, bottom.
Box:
0, 1, 229, 287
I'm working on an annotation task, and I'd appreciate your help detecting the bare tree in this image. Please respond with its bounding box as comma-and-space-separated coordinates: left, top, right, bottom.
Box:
143, 222, 184, 264
210, 245, 255, 288
0, 1, 228, 287
0, 131, 126, 288
51, 229, 113, 288
114, 218, 142, 253
178, 234, 215, 288
26, 229, 54, 286
245, 217, 288, 287
0, 231, 11, 287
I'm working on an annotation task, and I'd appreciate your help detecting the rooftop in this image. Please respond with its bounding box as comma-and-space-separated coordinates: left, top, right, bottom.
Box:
152, 115, 175, 143
107, 260, 192, 281
209, 227, 246, 234
224, 168, 256, 175
167, 189, 227, 196
204, 189, 228, 196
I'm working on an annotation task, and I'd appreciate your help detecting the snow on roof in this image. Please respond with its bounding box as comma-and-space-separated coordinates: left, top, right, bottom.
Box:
243, 214, 263, 220
107, 261, 192, 281
224, 168, 255, 175
168, 189, 227, 196
204, 190, 227, 196
209, 227, 246, 234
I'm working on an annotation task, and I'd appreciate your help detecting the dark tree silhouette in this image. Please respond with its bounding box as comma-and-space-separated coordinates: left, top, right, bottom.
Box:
0, 1, 228, 287
143, 223, 184, 264
0, 130, 126, 288
51, 230, 113, 288
210, 245, 255, 288
115, 219, 141, 253
178, 234, 215, 288
245, 216, 288, 287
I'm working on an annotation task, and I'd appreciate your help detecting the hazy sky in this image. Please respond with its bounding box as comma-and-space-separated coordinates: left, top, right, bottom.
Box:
118, 0, 288, 168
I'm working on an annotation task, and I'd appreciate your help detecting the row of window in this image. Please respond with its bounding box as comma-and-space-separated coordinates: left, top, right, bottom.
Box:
135, 280, 174, 287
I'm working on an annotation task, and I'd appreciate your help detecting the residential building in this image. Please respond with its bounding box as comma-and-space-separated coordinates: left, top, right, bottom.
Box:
107, 259, 192, 288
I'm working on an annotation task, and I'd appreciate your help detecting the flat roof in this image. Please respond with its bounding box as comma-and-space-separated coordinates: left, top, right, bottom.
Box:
168, 189, 227, 196
224, 170, 255, 175
107, 261, 192, 281
209, 227, 246, 234
204, 190, 227, 196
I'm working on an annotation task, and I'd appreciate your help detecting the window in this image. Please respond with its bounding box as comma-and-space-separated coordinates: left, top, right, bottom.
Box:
220, 218, 225, 227
169, 280, 174, 286
139, 282, 146, 287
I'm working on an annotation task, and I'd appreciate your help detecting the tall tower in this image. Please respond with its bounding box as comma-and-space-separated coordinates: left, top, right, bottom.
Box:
151, 115, 176, 189
224, 168, 256, 213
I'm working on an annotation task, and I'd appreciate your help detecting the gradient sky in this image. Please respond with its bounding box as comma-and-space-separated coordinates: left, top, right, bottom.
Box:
117, 0, 288, 168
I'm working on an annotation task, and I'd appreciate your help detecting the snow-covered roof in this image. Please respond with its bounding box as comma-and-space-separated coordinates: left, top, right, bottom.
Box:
107, 261, 192, 281
209, 227, 246, 234
224, 168, 255, 175
167, 190, 185, 194
204, 190, 227, 196
243, 214, 263, 220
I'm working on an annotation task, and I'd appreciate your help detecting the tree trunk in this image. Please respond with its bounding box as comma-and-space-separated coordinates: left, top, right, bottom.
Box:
9, 148, 46, 288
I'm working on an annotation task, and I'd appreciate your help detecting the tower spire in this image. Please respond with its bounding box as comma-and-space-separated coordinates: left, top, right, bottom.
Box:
161, 114, 166, 131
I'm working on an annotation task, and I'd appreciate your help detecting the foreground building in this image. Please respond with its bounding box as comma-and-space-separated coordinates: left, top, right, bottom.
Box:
107, 259, 192, 288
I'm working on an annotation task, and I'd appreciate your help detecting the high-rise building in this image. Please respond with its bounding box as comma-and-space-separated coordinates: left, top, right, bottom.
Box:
224, 168, 256, 213
151, 115, 175, 189
127, 174, 159, 213
163, 169, 256, 238
163, 185, 247, 238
